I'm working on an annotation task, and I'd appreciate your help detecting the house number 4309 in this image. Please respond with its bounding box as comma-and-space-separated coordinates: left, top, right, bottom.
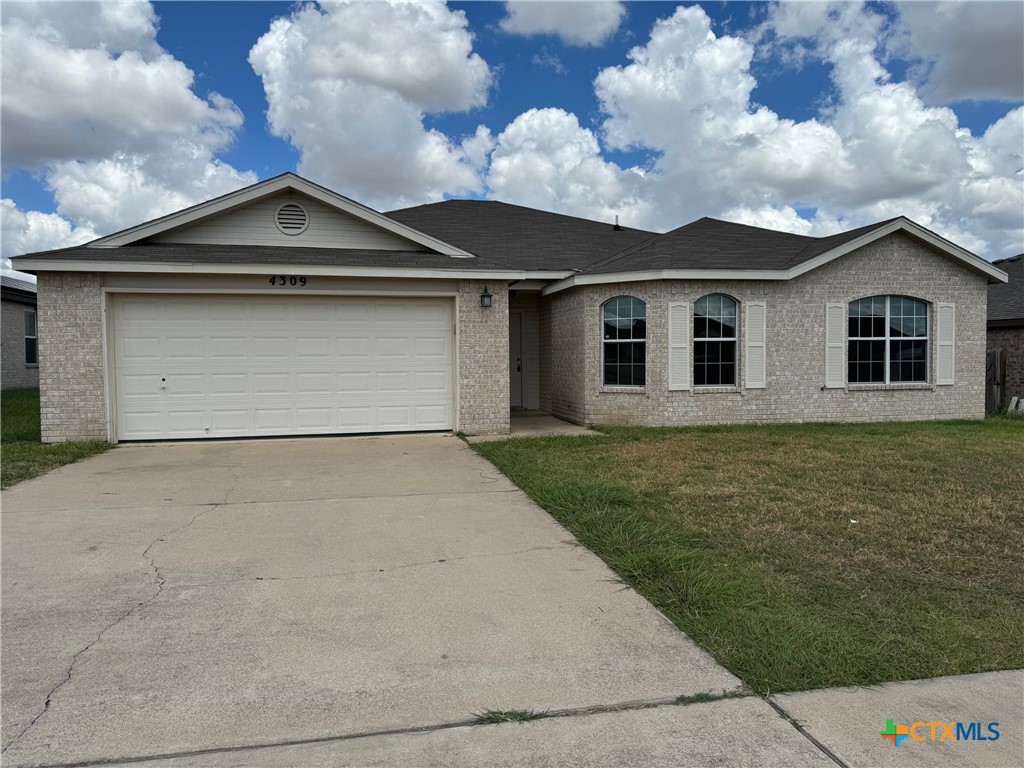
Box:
269, 275, 307, 286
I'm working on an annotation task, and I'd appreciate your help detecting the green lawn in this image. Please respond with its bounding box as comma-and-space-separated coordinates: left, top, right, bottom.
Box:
473, 419, 1024, 694
1, 388, 109, 488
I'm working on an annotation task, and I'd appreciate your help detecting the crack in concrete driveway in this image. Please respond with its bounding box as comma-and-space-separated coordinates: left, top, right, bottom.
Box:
1, 436, 753, 767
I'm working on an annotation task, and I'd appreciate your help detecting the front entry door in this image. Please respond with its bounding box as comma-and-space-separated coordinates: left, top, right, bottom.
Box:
509, 312, 523, 408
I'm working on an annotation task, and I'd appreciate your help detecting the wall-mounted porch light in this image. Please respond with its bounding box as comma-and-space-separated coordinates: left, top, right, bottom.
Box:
480, 286, 493, 308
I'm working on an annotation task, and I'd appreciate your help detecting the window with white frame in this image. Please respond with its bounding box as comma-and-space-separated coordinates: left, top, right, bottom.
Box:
602, 296, 646, 386
848, 295, 928, 384
24, 309, 37, 365
694, 294, 737, 386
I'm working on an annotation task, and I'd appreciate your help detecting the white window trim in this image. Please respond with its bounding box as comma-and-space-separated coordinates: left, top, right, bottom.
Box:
693, 295, 739, 388
601, 296, 647, 389
24, 309, 38, 366
848, 295, 929, 385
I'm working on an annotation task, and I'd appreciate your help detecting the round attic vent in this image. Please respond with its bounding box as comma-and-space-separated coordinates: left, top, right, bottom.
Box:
275, 202, 309, 235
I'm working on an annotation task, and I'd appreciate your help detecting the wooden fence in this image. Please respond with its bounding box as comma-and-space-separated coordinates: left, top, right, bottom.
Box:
986, 348, 1006, 413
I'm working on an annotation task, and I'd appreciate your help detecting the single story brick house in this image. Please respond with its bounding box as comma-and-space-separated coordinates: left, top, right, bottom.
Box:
1, 274, 39, 390
986, 254, 1023, 410
12, 173, 1008, 443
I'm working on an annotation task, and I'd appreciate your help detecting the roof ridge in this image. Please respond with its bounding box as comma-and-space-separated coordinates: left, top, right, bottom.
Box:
388, 198, 655, 234
578, 217, 711, 273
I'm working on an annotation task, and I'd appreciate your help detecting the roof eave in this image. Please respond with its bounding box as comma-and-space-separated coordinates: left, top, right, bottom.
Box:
13, 257, 574, 283
788, 218, 1009, 284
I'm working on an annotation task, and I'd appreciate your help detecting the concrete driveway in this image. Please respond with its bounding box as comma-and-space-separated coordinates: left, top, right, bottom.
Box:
1, 436, 832, 767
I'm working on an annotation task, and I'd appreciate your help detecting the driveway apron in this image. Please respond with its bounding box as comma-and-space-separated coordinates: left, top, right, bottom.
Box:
1, 435, 742, 766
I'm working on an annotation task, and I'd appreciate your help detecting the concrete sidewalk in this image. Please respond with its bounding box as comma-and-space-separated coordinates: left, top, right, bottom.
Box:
772, 669, 1024, 768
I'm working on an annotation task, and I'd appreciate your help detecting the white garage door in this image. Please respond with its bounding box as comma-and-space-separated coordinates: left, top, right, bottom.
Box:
112, 294, 454, 440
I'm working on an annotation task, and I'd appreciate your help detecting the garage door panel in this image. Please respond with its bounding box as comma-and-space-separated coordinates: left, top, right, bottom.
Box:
295, 372, 331, 394
210, 337, 248, 359
414, 337, 448, 358
164, 300, 206, 323
415, 371, 449, 392
337, 372, 372, 393
113, 295, 454, 440
295, 337, 331, 358
207, 301, 250, 322
167, 375, 204, 396
210, 409, 248, 431
253, 337, 290, 359
210, 373, 247, 396
253, 373, 291, 394
121, 337, 162, 361
165, 337, 203, 359
167, 410, 204, 434
338, 339, 372, 358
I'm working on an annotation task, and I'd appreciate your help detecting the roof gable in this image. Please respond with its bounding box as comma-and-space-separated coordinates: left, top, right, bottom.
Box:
91, 173, 474, 257
540, 216, 1007, 294
151, 191, 420, 252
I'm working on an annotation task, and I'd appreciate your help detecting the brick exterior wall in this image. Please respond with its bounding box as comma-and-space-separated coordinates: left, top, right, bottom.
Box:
31, 233, 988, 441
987, 327, 1024, 408
457, 280, 510, 435
545, 289, 587, 425
37, 272, 107, 443
555, 233, 988, 426
538, 297, 552, 413
1, 298, 39, 390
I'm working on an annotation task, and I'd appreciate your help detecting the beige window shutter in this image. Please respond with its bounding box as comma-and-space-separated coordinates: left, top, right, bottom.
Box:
668, 301, 690, 391
936, 303, 955, 385
824, 302, 846, 389
745, 301, 767, 389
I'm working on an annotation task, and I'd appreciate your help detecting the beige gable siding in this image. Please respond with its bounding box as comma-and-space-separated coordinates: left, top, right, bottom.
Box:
152, 193, 423, 251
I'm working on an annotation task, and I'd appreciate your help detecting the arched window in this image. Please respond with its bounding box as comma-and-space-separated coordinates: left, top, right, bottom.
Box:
848, 295, 928, 383
694, 294, 738, 386
602, 296, 646, 386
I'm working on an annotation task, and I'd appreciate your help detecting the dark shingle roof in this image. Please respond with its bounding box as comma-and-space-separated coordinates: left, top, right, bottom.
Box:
10, 243, 511, 271
387, 199, 655, 271
988, 255, 1023, 325
580, 217, 900, 274
1, 274, 37, 294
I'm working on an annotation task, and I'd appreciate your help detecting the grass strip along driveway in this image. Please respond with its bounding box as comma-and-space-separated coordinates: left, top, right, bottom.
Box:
473, 419, 1024, 694
1, 387, 109, 489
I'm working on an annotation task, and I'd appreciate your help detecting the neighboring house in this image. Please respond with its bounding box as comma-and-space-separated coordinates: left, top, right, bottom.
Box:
986, 254, 1024, 410
1, 274, 39, 390
11, 173, 1008, 443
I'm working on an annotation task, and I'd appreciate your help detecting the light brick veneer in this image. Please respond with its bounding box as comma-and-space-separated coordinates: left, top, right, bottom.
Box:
555, 233, 988, 427
37, 272, 107, 443
457, 280, 510, 435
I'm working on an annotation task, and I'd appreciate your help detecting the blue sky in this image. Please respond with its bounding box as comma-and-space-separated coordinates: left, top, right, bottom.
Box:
2, 1, 1022, 271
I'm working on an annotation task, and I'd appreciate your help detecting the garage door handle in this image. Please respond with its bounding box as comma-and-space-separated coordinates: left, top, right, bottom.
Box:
161, 377, 166, 389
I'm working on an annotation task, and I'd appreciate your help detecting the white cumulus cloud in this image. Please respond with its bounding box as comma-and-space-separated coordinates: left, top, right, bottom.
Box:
0, 1, 255, 257
895, 0, 1024, 104
487, 108, 649, 225
249, 0, 493, 210
0, 199, 96, 260
479, 3, 1021, 258
500, 1, 626, 46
